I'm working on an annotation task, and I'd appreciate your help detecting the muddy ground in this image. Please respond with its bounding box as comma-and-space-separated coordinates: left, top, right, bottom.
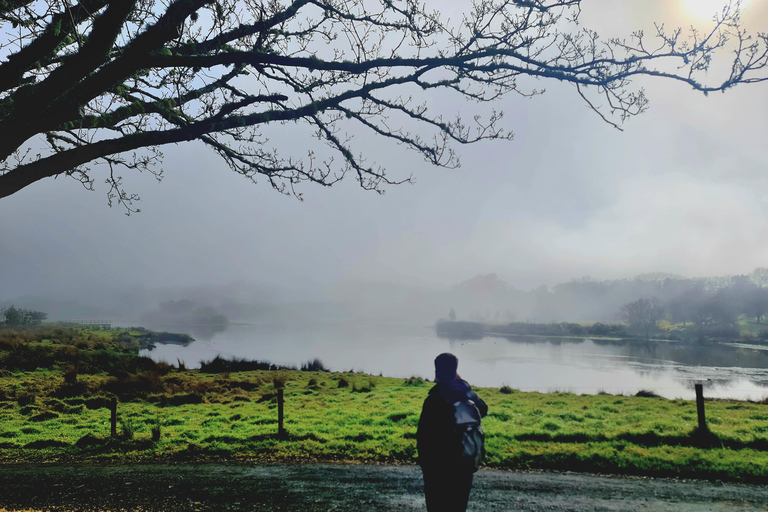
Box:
1, 463, 768, 511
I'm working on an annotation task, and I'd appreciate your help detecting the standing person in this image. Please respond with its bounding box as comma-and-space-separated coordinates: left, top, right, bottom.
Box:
417, 353, 488, 512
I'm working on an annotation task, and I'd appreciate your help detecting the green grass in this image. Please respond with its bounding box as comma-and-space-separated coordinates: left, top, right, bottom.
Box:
2, 368, 768, 481
2, 325, 768, 481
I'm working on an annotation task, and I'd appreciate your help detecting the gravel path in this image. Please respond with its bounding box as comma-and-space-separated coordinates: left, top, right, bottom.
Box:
1, 463, 767, 511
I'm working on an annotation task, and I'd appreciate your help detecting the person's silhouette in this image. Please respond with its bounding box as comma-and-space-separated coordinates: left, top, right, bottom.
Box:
416, 353, 488, 512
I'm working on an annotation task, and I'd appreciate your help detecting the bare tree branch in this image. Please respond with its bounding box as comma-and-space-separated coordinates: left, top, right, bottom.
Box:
0, 0, 766, 206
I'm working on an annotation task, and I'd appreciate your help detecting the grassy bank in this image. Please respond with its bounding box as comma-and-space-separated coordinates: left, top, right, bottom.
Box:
2, 326, 768, 482
2, 368, 768, 481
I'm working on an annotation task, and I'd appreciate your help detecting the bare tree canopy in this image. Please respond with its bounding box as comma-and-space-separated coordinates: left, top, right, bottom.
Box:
1, 0, 766, 212
619, 297, 664, 338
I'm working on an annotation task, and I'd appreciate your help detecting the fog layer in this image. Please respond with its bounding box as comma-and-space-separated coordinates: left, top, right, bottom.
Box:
2, 1, 768, 321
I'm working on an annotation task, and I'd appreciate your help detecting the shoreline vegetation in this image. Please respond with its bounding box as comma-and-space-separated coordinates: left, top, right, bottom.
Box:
435, 320, 628, 341
1, 326, 768, 482
435, 319, 768, 344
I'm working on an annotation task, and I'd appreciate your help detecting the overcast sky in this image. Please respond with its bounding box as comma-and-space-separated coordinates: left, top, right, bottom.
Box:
2, 0, 768, 303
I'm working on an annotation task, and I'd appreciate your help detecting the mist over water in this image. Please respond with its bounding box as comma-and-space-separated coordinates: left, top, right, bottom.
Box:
4, 2, 768, 412
139, 322, 768, 401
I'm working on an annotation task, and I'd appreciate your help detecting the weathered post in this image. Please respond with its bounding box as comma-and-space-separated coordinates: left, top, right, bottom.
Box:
695, 383, 707, 432
277, 388, 286, 436
110, 396, 118, 438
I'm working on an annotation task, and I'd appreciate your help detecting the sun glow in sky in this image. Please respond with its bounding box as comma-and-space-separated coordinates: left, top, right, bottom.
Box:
682, 0, 751, 20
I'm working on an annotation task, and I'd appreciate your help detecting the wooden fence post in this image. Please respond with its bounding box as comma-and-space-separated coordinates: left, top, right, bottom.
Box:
277, 388, 286, 436
695, 383, 707, 432
110, 396, 117, 438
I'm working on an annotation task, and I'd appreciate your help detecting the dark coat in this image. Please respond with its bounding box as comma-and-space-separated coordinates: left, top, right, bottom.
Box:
416, 378, 488, 469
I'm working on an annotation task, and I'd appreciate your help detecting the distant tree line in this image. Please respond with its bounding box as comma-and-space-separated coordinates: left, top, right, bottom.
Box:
528, 269, 768, 327
491, 321, 628, 338
1, 306, 47, 327
443, 268, 768, 343
436, 319, 628, 340
618, 271, 768, 341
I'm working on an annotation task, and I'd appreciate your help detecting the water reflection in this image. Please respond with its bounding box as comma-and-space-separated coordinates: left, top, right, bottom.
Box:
590, 337, 768, 369
139, 323, 768, 401
433, 333, 768, 399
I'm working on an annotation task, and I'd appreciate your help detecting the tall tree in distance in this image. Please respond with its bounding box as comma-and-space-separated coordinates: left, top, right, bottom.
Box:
1, 306, 48, 326
619, 297, 664, 339
1, 0, 766, 212
751, 267, 768, 288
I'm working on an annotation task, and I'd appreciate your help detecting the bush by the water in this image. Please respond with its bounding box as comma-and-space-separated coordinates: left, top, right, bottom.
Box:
199, 356, 296, 373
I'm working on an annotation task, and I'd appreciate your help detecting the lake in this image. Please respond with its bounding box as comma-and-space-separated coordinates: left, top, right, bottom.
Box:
138, 322, 768, 401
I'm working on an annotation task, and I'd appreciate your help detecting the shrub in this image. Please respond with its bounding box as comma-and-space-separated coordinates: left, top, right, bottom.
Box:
404, 376, 424, 386
101, 372, 166, 399
55, 380, 88, 398
119, 417, 135, 440
155, 362, 173, 376
500, 385, 515, 395
588, 322, 628, 337
228, 380, 261, 392
338, 377, 349, 388
150, 418, 162, 442
301, 358, 329, 372
199, 355, 294, 373
351, 378, 376, 393
63, 366, 78, 384
76, 434, 107, 447
705, 326, 740, 341
30, 411, 59, 422
17, 392, 37, 406
635, 389, 663, 398
256, 393, 275, 403
24, 440, 69, 449
166, 393, 204, 406
565, 323, 585, 335
0, 333, 21, 351
84, 396, 111, 410
346, 433, 374, 443
43, 398, 68, 412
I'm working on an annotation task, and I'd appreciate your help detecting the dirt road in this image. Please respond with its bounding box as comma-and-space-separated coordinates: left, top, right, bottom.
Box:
1, 463, 767, 511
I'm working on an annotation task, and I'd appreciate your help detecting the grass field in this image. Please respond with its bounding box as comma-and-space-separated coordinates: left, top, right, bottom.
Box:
2, 325, 768, 482
2, 367, 768, 481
